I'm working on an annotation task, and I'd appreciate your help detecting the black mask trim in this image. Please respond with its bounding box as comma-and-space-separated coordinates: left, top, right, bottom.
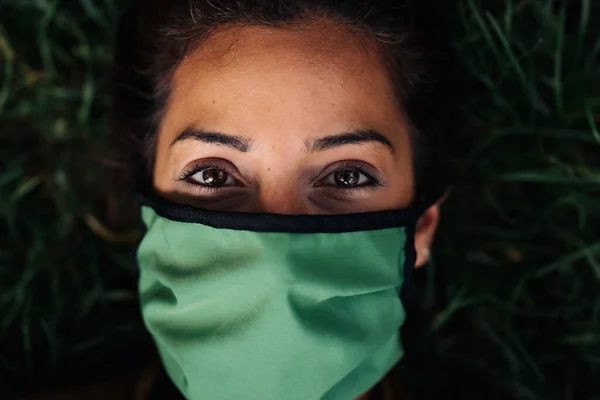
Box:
400, 221, 417, 306
136, 188, 438, 234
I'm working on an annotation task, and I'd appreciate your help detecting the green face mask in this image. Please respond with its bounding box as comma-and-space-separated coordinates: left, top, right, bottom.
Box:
136, 191, 431, 400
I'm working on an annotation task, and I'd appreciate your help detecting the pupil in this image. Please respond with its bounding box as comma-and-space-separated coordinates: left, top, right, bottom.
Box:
334, 170, 359, 187
202, 169, 227, 186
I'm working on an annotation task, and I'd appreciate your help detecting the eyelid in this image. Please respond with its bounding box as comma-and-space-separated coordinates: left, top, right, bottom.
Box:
177, 158, 383, 198
311, 160, 383, 187
178, 158, 247, 186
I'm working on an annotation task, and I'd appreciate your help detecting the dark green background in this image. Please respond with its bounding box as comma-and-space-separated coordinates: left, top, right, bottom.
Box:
1, 0, 599, 399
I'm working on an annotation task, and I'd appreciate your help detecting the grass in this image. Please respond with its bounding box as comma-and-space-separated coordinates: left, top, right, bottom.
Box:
0, 0, 599, 399
0, 0, 151, 395
403, 1, 600, 399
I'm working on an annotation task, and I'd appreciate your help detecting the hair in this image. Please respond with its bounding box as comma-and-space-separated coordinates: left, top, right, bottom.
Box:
111, 0, 456, 205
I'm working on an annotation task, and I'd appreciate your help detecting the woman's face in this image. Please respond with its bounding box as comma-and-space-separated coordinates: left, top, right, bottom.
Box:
151, 23, 440, 398
153, 21, 416, 215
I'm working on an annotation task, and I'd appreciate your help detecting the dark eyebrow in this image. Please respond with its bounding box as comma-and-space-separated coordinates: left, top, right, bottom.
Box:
306, 129, 394, 153
171, 128, 251, 152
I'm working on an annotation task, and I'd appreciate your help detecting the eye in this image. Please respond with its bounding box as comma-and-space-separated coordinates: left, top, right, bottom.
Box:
320, 169, 372, 187
176, 160, 250, 210
314, 162, 381, 190
186, 166, 238, 187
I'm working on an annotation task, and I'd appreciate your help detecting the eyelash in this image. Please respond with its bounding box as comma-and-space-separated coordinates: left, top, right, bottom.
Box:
316, 162, 382, 191
178, 163, 235, 192
178, 162, 383, 192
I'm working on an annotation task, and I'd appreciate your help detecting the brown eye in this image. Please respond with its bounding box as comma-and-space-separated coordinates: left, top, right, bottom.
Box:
189, 167, 236, 187
334, 170, 360, 187
319, 169, 372, 188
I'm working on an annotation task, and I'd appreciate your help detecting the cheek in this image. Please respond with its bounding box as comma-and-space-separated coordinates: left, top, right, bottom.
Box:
378, 185, 413, 210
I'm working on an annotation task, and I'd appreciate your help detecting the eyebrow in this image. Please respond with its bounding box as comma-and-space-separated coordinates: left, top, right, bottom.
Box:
171, 128, 251, 152
170, 127, 393, 153
306, 129, 394, 153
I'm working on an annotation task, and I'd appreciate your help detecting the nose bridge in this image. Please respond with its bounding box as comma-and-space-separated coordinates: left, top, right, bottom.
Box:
257, 187, 308, 215
251, 141, 310, 215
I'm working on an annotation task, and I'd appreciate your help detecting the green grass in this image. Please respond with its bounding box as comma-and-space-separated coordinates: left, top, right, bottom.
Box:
0, 0, 150, 394
0, 0, 599, 399
404, 1, 600, 398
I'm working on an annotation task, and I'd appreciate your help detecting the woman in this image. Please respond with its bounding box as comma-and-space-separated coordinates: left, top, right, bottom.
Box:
112, 0, 455, 399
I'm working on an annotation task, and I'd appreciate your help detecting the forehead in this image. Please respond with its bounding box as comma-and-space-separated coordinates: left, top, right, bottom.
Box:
175, 19, 387, 80
161, 20, 403, 136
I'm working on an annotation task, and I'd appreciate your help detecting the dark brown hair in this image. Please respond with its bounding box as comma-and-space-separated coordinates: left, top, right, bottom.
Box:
111, 0, 456, 205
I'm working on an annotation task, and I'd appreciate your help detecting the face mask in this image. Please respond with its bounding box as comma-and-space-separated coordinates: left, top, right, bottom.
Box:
136, 190, 433, 400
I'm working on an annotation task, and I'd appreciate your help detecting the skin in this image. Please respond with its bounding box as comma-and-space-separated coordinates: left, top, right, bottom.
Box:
153, 19, 441, 399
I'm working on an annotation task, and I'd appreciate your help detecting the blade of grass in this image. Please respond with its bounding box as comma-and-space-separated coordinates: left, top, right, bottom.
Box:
78, 0, 108, 27
37, 0, 60, 76
495, 172, 600, 184
40, 318, 59, 367
504, 0, 513, 36
506, 328, 545, 382
552, 194, 587, 231
486, 11, 544, 114
0, 27, 15, 112
584, 29, 600, 73
102, 0, 119, 21
577, 0, 590, 61
21, 293, 33, 369
431, 288, 484, 331
474, 318, 520, 374
484, 185, 518, 226
10, 177, 42, 202
585, 101, 600, 144
535, 241, 600, 278
553, 1, 566, 116
466, 0, 503, 63
59, 12, 95, 125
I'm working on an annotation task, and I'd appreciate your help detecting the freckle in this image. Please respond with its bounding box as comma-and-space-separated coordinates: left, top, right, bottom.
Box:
212, 100, 215, 104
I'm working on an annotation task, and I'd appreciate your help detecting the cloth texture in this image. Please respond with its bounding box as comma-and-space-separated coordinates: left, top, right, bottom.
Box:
137, 205, 412, 400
